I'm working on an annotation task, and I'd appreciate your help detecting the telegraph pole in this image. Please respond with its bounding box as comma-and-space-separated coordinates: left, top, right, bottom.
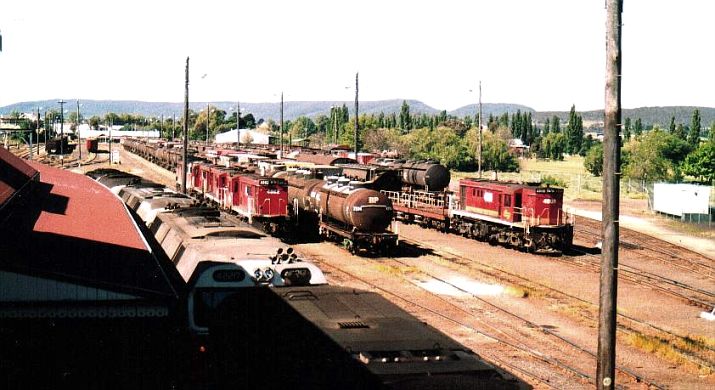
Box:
354, 72, 359, 158
478, 81, 483, 178
205, 102, 210, 144
236, 101, 241, 147
77, 100, 81, 160
182, 57, 190, 194
58, 99, 66, 167
36, 107, 40, 156
598, 1, 623, 389
280, 92, 284, 153
43, 111, 48, 145
108, 117, 112, 164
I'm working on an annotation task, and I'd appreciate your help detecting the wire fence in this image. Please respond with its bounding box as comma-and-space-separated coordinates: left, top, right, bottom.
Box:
495, 170, 714, 228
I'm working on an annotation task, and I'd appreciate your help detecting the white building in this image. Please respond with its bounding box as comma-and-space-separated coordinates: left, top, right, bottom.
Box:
214, 129, 271, 145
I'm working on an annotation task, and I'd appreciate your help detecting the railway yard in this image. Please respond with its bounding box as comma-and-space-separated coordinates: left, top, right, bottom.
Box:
6, 140, 715, 389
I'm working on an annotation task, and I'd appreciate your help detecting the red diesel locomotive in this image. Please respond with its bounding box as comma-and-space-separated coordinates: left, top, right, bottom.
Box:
384, 178, 573, 254
178, 161, 288, 233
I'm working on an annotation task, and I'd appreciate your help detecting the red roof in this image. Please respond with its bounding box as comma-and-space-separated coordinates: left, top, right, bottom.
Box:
0, 146, 40, 209
26, 161, 148, 250
0, 151, 184, 299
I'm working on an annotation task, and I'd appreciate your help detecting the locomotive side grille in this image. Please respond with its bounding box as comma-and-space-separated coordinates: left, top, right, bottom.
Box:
338, 321, 370, 329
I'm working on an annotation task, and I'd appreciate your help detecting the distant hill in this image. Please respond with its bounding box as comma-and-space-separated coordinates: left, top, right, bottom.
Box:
2, 100, 712, 128
536, 107, 715, 128
448, 103, 535, 119
0, 99, 530, 122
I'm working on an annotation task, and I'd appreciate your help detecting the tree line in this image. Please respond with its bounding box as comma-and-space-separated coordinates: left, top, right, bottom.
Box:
585, 108, 715, 183
6, 102, 714, 183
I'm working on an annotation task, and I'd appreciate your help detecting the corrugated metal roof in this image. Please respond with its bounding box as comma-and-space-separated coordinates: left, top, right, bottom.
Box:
0, 152, 184, 302
0, 146, 40, 211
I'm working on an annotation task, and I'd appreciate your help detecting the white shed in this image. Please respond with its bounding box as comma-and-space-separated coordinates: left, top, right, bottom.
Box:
653, 183, 711, 217
214, 129, 271, 145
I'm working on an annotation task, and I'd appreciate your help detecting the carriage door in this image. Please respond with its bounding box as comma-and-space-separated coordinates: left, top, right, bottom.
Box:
218, 176, 225, 206
514, 193, 522, 222
233, 180, 240, 208
246, 184, 254, 216
502, 194, 512, 221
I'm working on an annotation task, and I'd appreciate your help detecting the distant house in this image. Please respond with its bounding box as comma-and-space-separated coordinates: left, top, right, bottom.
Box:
508, 138, 530, 157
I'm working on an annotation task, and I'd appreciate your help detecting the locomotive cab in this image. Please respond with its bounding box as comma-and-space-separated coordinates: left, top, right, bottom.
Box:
521, 186, 565, 226
229, 174, 288, 223
185, 258, 327, 335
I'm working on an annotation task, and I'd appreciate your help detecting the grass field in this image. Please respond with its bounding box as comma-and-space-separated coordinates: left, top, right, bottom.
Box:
453, 156, 607, 200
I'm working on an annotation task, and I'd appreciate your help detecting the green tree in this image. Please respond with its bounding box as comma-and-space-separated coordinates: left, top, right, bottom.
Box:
289, 116, 317, 140
682, 141, 715, 182
623, 130, 676, 182
539, 132, 567, 160
89, 115, 101, 130
709, 121, 715, 142
580, 134, 595, 156
584, 142, 604, 176
192, 106, 224, 141
551, 115, 561, 133
543, 117, 550, 135
479, 131, 518, 173
674, 123, 686, 139
498, 113, 509, 128
623, 117, 631, 141
363, 127, 406, 155
668, 116, 676, 134
633, 118, 643, 137
565, 105, 584, 154
688, 108, 701, 146
398, 100, 412, 131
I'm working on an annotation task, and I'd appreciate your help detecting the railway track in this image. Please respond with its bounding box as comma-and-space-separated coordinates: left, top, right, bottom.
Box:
575, 217, 714, 277
309, 248, 665, 389
572, 223, 714, 312
117, 145, 715, 386
399, 235, 715, 375
8, 142, 108, 169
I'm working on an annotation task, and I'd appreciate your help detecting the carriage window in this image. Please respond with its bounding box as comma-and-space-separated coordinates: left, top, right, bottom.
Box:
504, 195, 511, 207
246, 186, 252, 196
472, 188, 476, 197
233, 182, 239, 192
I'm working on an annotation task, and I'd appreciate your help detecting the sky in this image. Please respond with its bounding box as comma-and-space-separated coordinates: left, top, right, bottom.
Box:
0, 0, 713, 112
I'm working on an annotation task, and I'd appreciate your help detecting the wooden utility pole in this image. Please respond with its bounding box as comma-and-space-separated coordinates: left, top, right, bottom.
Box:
36, 107, 40, 156
236, 101, 241, 147
77, 100, 81, 160
108, 116, 112, 164
182, 56, 190, 194
280, 92, 284, 153
206, 102, 210, 145
58, 99, 66, 168
354, 72, 359, 158
598, 1, 622, 389
478, 81, 483, 178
